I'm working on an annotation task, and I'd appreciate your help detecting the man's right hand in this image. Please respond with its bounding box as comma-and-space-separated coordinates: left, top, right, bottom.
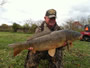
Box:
28, 47, 33, 50
62, 42, 68, 46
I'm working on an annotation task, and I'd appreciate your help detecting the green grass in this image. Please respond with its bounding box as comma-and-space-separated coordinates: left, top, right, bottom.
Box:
64, 41, 90, 68
0, 32, 90, 68
0, 32, 31, 68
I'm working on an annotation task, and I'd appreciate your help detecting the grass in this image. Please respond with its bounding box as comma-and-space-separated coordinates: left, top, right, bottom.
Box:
0, 32, 31, 68
64, 41, 90, 68
0, 32, 90, 68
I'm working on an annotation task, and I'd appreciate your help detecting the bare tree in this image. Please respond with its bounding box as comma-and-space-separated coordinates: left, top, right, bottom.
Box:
23, 19, 43, 27
23, 19, 40, 33
63, 19, 74, 29
78, 16, 88, 25
88, 15, 90, 24
35, 20, 43, 26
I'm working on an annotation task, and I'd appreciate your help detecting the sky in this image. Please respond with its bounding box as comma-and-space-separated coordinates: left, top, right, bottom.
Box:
0, 0, 90, 26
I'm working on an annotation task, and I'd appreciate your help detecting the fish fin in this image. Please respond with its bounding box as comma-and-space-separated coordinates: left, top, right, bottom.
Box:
8, 43, 25, 56
13, 48, 22, 56
48, 49, 56, 57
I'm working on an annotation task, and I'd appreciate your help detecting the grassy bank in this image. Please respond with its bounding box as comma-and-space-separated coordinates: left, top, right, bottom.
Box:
0, 32, 90, 68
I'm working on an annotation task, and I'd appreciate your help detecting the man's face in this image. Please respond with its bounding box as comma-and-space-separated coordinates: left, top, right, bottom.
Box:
44, 16, 56, 26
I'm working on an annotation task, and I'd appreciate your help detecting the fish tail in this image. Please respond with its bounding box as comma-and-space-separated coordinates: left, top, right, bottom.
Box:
8, 42, 27, 56
13, 48, 22, 56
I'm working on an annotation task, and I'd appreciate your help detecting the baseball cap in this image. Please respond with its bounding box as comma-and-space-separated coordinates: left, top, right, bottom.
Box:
45, 9, 57, 18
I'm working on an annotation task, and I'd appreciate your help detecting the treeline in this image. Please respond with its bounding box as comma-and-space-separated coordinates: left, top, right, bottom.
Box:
1, 15, 90, 33
0, 21, 83, 33
0, 24, 12, 32
0, 19, 44, 33
0, 22, 38, 33
12, 22, 38, 33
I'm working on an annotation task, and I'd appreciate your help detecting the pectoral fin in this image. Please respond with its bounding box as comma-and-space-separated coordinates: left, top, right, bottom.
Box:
48, 49, 56, 57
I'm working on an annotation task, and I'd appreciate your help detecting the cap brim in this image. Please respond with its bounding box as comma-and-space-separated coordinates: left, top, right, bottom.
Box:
48, 15, 56, 18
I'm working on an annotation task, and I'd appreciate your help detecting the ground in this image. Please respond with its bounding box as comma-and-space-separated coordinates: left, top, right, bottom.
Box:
0, 32, 90, 68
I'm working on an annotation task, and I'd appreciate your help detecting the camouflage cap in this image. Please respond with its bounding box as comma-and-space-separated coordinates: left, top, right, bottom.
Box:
45, 9, 57, 18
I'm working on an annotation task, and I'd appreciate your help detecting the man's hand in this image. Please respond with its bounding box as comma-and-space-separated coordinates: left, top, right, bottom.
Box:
63, 42, 67, 46
28, 47, 33, 50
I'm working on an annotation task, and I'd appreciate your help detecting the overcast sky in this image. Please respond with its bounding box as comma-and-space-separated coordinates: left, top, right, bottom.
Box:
0, 0, 90, 25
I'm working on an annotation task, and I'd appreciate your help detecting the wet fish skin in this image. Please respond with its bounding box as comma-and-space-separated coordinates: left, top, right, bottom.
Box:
8, 30, 82, 56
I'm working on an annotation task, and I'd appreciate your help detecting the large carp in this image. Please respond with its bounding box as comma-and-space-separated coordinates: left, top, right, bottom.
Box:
8, 30, 82, 57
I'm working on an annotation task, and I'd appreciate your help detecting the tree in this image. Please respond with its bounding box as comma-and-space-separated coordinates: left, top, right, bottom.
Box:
29, 24, 38, 33
23, 19, 38, 33
63, 18, 83, 32
0, 24, 12, 32
12, 23, 21, 32
88, 15, 90, 24
79, 16, 88, 25
63, 19, 74, 29
23, 23, 30, 33
1, 24, 8, 28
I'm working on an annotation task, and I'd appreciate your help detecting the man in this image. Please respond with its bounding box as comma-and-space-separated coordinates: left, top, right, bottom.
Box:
24, 9, 64, 68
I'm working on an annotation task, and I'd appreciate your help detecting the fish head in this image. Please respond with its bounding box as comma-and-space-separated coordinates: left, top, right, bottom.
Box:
65, 30, 82, 41
70, 31, 82, 41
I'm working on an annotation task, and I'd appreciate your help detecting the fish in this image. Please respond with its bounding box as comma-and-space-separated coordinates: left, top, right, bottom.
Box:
8, 30, 82, 57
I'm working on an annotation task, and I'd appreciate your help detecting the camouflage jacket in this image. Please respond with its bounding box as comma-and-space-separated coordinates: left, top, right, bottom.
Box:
35, 21, 61, 33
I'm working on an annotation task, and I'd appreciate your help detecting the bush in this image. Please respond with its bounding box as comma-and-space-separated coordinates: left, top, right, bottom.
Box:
0, 24, 12, 32
12, 23, 21, 32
